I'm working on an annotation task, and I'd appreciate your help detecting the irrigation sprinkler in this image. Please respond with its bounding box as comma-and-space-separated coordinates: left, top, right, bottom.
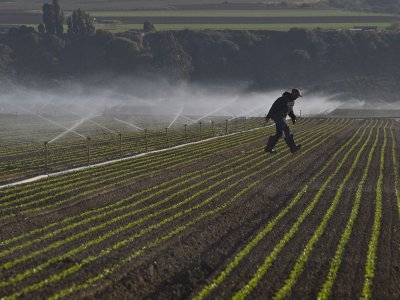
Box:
225, 119, 228, 135
165, 127, 169, 148
118, 133, 122, 158
211, 120, 215, 136
244, 117, 247, 131
44, 141, 48, 175
184, 124, 187, 143
86, 137, 91, 166
199, 122, 202, 140
145, 129, 148, 152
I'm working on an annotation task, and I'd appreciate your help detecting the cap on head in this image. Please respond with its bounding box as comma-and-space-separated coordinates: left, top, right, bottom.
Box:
291, 88, 302, 98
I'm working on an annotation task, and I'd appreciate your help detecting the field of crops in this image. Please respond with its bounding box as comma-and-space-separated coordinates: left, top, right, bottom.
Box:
0, 7, 397, 32
0, 114, 261, 185
0, 117, 399, 299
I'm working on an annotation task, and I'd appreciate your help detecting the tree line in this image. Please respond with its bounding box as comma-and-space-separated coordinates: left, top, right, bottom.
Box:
1, 0, 400, 100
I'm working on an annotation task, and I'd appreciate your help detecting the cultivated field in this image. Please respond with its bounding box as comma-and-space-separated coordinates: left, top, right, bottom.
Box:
0, 0, 323, 11
0, 114, 259, 185
0, 117, 399, 299
0, 5, 397, 31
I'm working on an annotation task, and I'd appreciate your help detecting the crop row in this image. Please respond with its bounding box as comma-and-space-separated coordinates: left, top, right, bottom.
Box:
195, 120, 395, 300
0, 119, 319, 213
0, 117, 264, 184
0, 119, 351, 298
42, 118, 357, 299
317, 122, 383, 300
0, 119, 339, 268
194, 119, 375, 300
196, 119, 377, 299
0, 118, 287, 208
0, 120, 284, 195
0, 119, 328, 250
361, 122, 387, 299
391, 128, 400, 217
273, 123, 384, 300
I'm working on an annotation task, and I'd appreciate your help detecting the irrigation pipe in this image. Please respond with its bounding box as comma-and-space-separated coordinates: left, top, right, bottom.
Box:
0, 124, 276, 190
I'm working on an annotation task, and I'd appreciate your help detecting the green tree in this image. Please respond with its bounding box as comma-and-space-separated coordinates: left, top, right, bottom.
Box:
38, 23, 46, 34
67, 9, 95, 36
42, 0, 64, 35
0, 44, 13, 73
53, 0, 64, 35
143, 21, 156, 32
42, 3, 55, 34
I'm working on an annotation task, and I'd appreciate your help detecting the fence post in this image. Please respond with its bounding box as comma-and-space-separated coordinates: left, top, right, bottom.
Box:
165, 127, 169, 147
44, 141, 48, 175
184, 124, 187, 143
199, 121, 202, 140
145, 129, 148, 152
118, 133, 122, 158
86, 137, 91, 166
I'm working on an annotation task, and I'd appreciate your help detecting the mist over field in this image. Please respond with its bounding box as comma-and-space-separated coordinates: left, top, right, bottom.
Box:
0, 78, 378, 120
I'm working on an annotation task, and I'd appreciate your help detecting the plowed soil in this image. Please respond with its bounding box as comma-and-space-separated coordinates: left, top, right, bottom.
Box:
0, 118, 399, 299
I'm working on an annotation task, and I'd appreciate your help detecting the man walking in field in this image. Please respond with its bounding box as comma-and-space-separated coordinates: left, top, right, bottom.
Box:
264, 88, 302, 154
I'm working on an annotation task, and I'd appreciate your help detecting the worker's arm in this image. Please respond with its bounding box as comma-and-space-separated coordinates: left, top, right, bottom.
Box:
288, 110, 297, 124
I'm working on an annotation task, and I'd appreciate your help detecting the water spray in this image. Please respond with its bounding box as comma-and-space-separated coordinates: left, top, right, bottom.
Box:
180, 115, 196, 123
16, 106, 87, 142
228, 102, 267, 122
114, 118, 144, 131
188, 99, 236, 125
168, 106, 184, 129
49, 104, 118, 135
48, 116, 90, 144
88, 118, 118, 135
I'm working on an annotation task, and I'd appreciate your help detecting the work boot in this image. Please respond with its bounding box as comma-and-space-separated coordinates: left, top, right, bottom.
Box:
284, 134, 301, 153
264, 135, 279, 154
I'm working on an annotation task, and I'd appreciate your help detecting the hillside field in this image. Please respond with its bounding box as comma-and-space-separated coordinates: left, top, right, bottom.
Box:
1, 2, 398, 31
0, 117, 399, 299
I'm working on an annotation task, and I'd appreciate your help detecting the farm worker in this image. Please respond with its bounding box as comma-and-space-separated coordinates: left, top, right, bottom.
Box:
264, 88, 302, 154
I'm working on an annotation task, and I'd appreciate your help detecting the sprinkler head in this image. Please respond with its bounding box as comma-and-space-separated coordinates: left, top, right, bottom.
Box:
87, 136, 91, 141
44, 141, 48, 146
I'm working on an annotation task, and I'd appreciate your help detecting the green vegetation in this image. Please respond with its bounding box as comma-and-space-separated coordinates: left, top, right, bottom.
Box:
0, 118, 349, 299
195, 118, 358, 300
232, 122, 373, 299
361, 124, 387, 299
95, 22, 391, 32
317, 120, 382, 300
0, 115, 264, 184
91, 9, 392, 18
1, 118, 398, 298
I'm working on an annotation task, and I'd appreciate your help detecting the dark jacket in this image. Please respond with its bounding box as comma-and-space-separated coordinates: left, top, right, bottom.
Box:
267, 91, 296, 120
